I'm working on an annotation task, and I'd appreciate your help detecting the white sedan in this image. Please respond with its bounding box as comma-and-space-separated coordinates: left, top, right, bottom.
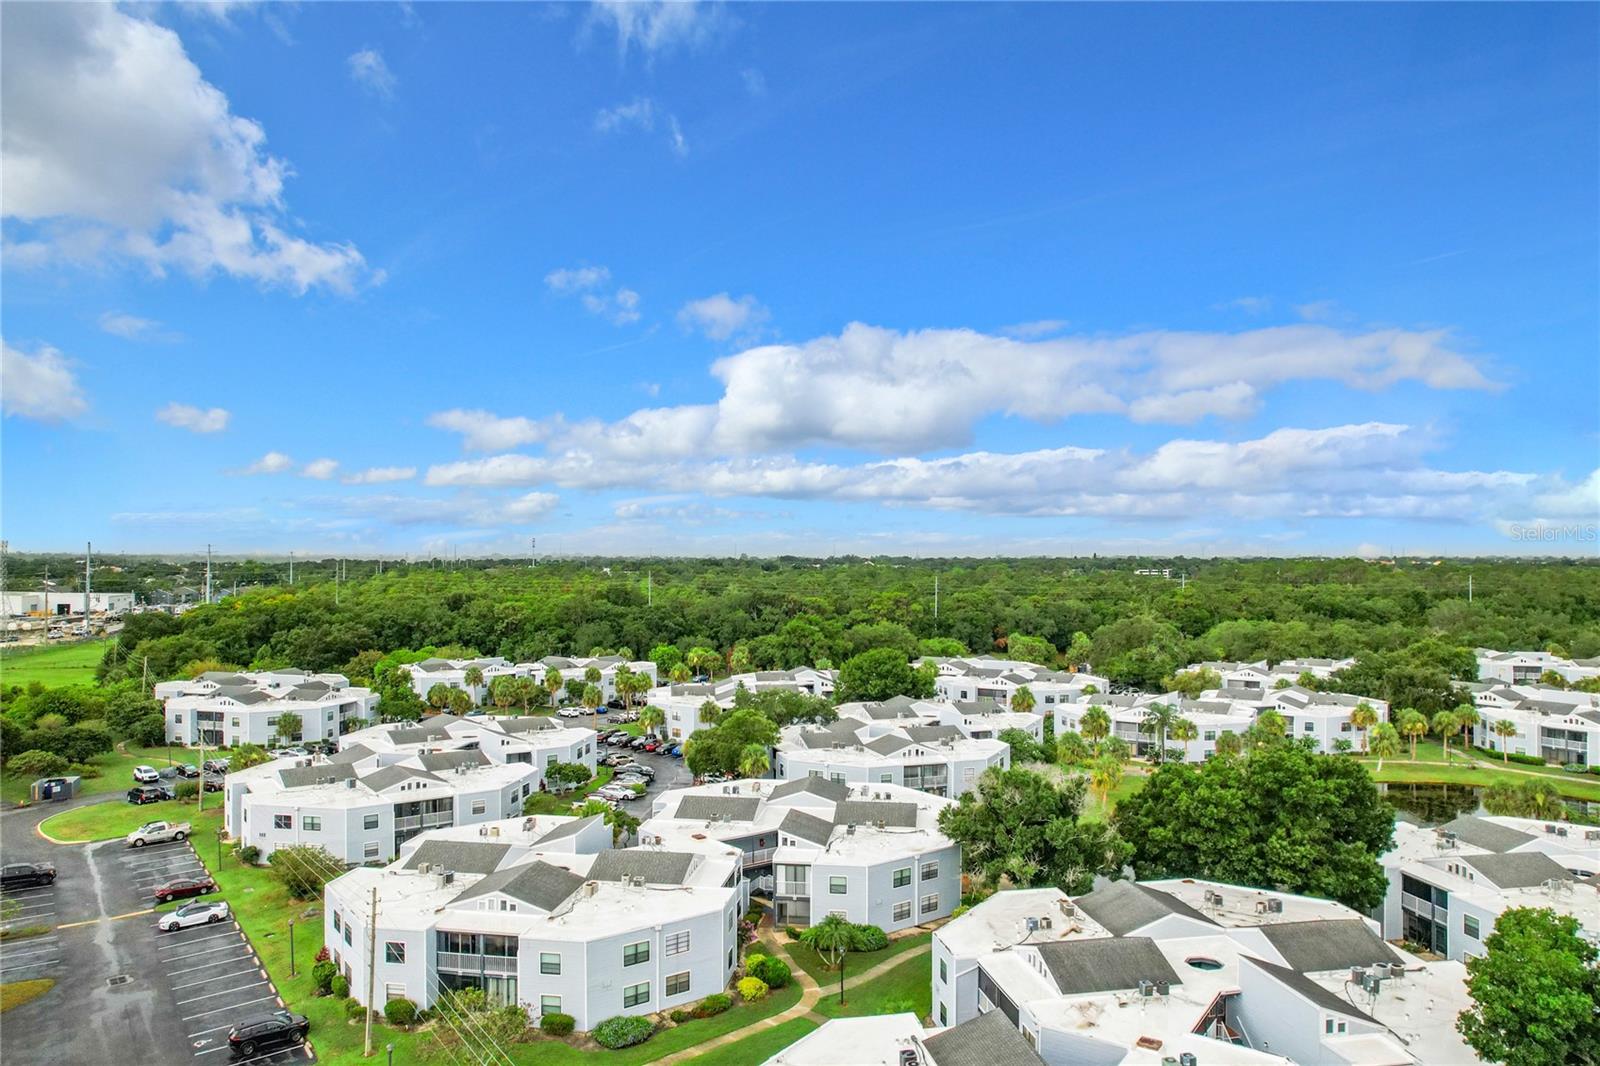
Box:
158, 899, 231, 932
132, 765, 160, 784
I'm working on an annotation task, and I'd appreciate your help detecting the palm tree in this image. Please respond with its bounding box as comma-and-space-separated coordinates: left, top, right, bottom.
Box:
1214, 731, 1243, 759
799, 914, 856, 989
490, 676, 516, 712
613, 666, 634, 711
1492, 719, 1517, 762
1010, 685, 1036, 714
625, 669, 651, 709
1089, 752, 1124, 808
543, 668, 563, 702
1168, 717, 1198, 755
1521, 780, 1561, 820
639, 705, 665, 738
584, 665, 603, 684
668, 662, 692, 684
1453, 704, 1480, 755
689, 647, 721, 681
1079, 705, 1111, 747
462, 665, 485, 704
1431, 710, 1459, 760
1369, 722, 1401, 772
426, 683, 453, 711
581, 683, 603, 729
1397, 708, 1427, 760
738, 743, 771, 780
729, 642, 753, 676
1138, 702, 1181, 762
1350, 701, 1378, 754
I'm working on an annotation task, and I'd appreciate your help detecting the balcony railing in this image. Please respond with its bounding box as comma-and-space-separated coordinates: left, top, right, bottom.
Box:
777, 882, 809, 898
742, 847, 775, 868
394, 813, 454, 832
436, 952, 517, 975
1401, 892, 1433, 920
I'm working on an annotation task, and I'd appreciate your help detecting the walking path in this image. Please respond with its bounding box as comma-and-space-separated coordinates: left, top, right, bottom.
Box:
652, 935, 931, 1064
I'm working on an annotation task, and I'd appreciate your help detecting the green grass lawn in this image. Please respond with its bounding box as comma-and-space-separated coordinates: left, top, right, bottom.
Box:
3, 741, 208, 806
782, 931, 931, 986
521, 766, 616, 815
39, 795, 217, 842
0, 639, 109, 689
691, 1018, 818, 1066
0, 977, 56, 1013
812, 951, 931, 1021
1360, 750, 1600, 801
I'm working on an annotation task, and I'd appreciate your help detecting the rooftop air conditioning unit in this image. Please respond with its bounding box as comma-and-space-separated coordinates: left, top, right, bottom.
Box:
1585, 830, 1600, 842
345, 778, 356, 789
1254, 900, 1268, 914
490, 826, 500, 837
1266, 898, 1284, 914
846, 823, 856, 835
1026, 917, 1039, 932
1178, 1054, 1197, 1066
442, 871, 455, 885
1361, 972, 1383, 995
1545, 824, 1559, 834
479, 826, 489, 836
899, 1051, 920, 1066
1154, 981, 1170, 997
1039, 916, 1052, 929
1137, 980, 1154, 998
1349, 967, 1366, 985
418, 863, 431, 875
1389, 962, 1406, 979
1059, 900, 1078, 918
1556, 827, 1569, 837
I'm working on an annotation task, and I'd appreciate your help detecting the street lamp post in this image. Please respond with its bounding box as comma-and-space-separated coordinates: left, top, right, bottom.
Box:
288, 919, 296, 977
386, 1044, 393, 1066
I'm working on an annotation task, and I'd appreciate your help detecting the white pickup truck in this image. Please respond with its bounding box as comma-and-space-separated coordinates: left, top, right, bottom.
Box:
126, 820, 192, 848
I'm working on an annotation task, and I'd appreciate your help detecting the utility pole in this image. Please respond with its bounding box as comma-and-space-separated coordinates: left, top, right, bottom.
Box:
84, 541, 92, 625
205, 544, 213, 605
289, 551, 294, 585
530, 536, 536, 568
647, 571, 652, 608
1468, 573, 1473, 603
364, 884, 379, 1057
933, 573, 939, 620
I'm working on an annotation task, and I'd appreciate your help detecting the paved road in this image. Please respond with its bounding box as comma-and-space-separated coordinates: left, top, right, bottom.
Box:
1, 802, 310, 1066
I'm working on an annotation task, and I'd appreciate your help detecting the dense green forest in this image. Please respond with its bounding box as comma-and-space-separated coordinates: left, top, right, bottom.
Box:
86, 557, 1599, 707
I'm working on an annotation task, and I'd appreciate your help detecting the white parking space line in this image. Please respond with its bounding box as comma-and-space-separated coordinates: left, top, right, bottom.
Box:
163, 941, 246, 963
1, 885, 57, 897
187, 1022, 237, 1039
9, 896, 59, 910
172, 968, 260, 991
0, 957, 59, 973
177, 980, 269, 1006
197, 1046, 304, 1063
168, 952, 252, 977
182, 994, 278, 1021
159, 926, 239, 945
1, 943, 62, 960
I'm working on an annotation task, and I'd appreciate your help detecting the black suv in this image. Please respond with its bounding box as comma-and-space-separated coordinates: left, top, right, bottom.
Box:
174, 763, 201, 779
228, 1010, 309, 1057
127, 784, 174, 804
1, 862, 56, 889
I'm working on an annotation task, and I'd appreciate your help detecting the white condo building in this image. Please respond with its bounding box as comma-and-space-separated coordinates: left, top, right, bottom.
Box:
324, 815, 744, 1030
1475, 648, 1600, 687
1380, 814, 1599, 962
225, 713, 597, 863
931, 879, 1480, 1066
1465, 679, 1600, 768
640, 777, 961, 932
401, 654, 659, 706
763, 1011, 1046, 1066
836, 695, 1046, 744
158, 670, 379, 747
774, 719, 1009, 798
648, 668, 837, 743
922, 658, 1110, 711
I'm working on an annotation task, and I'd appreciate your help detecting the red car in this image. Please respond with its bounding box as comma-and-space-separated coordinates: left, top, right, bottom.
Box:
153, 875, 217, 903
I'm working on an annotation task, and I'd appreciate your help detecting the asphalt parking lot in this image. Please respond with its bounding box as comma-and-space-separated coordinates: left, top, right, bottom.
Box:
596, 736, 694, 808
0, 804, 309, 1066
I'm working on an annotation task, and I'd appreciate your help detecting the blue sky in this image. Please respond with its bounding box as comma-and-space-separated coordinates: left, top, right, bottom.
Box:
2, 1, 1596, 558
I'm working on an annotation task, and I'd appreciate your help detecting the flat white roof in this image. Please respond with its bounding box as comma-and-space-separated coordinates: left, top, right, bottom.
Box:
762, 1013, 926, 1065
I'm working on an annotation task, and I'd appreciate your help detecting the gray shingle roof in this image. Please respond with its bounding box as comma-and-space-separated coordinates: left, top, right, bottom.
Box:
401, 840, 511, 876
534, 814, 604, 845
287, 682, 334, 700
673, 795, 761, 822
277, 763, 359, 789
451, 860, 585, 911
416, 750, 491, 773
1439, 815, 1536, 853
1073, 880, 1217, 936
1259, 919, 1401, 973
325, 744, 374, 765
200, 672, 252, 685
833, 800, 919, 828
1241, 955, 1377, 1023
1462, 851, 1574, 889
498, 716, 563, 733
864, 735, 911, 756
1035, 937, 1182, 995
360, 764, 444, 792
388, 724, 452, 745
779, 809, 836, 846
587, 850, 696, 886
231, 690, 272, 705
767, 777, 851, 803
923, 1009, 1046, 1066
904, 725, 963, 743
799, 723, 861, 749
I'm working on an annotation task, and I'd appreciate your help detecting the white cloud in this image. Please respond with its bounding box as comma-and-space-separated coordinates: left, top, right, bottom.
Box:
1214, 296, 1271, 315
588, 0, 718, 58
155, 402, 230, 433
1127, 382, 1258, 424
677, 292, 768, 341
1295, 300, 1340, 322
497, 491, 560, 523
1, 4, 369, 293
594, 98, 655, 133
545, 262, 641, 326
427, 409, 549, 452
1532, 469, 1600, 519
667, 115, 688, 157
302, 457, 339, 480
99, 311, 163, 339
1, 341, 88, 422
342, 466, 417, 485
544, 265, 611, 294
347, 48, 397, 99
239, 450, 293, 475
1000, 319, 1068, 339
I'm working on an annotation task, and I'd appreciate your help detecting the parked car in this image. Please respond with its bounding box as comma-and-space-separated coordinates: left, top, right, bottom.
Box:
227, 1010, 309, 1058
203, 758, 230, 774
642, 740, 660, 753
595, 785, 637, 802
174, 763, 201, 779
629, 736, 650, 750
157, 899, 230, 932
1, 862, 56, 889
127, 820, 191, 847
668, 746, 683, 758
132, 765, 160, 784
202, 776, 225, 793
153, 875, 217, 903
126, 785, 174, 805
621, 764, 654, 780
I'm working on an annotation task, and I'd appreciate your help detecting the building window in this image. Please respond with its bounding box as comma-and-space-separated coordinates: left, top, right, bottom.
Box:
665, 930, 690, 956
385, 942, 405, 964
364, 814, 380, 830
364, 841, 380, 859
623, 982, 650, 1008
829, 876, 847, 895
623, 941, 650, 967
893, 867, 911, 888
940, 1004, 948, 1025
471, 800, 486, 816
540, 996, 561, 1017
893, 901, 912, 922
333, 912, 342, 932
940, 960, 948, 983
174, 714, 183, 724
273, 814, 292, 830
344, 923, 353, 946
1464, 915, 1481, 940
1204, 731, 1216, 742
1303, 721, 1315, 733
385, 983, 407, 1003
829, 773, 845, 784
665, 971, 690, 996
879, 773, 893, 783
303, 816, 321, 832
1325, 1019, 1335, 1035
921, 860, 939, 881
540, 952, 561, 975
921, 894, 939, 915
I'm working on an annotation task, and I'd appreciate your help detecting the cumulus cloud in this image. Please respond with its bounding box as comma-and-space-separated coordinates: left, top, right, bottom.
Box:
316, 490, 558, 528
347, 48, 396, 99
1532, 469, 1600, 519
155, 402, 230, 433
588, 0, 718, 58
239, 451, 293, 475
1, 4, 369, 293
302, 457, 339, 480
545, 264, 640, 324
1, 341, 88, 421
544, 265, 611, 294
99, 311, 163, 339
1127, 382, 1258, 424
677, 292, 768, 341
427, 409, 549, 452
342, 466, 417, 485
594, 97, 688, 156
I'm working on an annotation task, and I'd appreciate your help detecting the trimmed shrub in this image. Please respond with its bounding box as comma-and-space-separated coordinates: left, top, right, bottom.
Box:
742, 952, 768, 971
783, 925, 801, 941
66, 762, 102, 779
238, 845, 262, 865
311, 959, 337, 996
750, 956, 791, 990
343, 996, 367, 1022
693, 993, 733, 1018
851, 924, 889, 952
592, 1015, 656, 1049
482, 1004, 530, 1042
668, 1009, 693, 1024
174, 780, 199, 800
736, 976, 768, 1002
5, 750, 69, 778
1471, 746, 1547, 767
950, 904, 970, 919
539, 1011, 575, 1036
384, 998, 418, 1027
330, 974, 350, 999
